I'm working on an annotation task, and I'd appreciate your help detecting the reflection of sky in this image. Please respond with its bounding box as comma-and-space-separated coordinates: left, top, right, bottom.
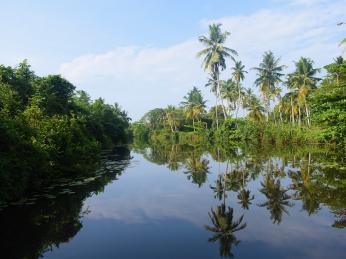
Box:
44, 152, 346, 259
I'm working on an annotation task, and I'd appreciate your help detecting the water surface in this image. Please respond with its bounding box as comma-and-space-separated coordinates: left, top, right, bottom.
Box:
1, 144, 346, 258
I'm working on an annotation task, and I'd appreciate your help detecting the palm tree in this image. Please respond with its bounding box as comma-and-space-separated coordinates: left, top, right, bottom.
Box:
165, 105, 179, 132
231, 61, 247, 118
333, 56, 344, 85
197, 23, 238, 128
219, 79, 238, 116
253, 51, 285, 121
288, 57, 320, 126
270, 86, 282, 123
205, 204, 246, 258
243, 90, 265, 123
181, 87, 206, 131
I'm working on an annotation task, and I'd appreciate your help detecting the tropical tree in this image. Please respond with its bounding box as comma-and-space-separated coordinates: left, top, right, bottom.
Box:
181, 87, 206, 131
231, 60, 247, 117
141, 108, 166, 130
243, 89, 265, 123
253, 51, 285, 120
165, 105, 180, 132
287, 57, 320, 126
197, 23, 238, 128
219, 79, 238, 117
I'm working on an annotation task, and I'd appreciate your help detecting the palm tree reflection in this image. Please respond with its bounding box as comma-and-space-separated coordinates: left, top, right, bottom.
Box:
184, 154, 210, 187
259, 175, 293, 224
205, 204, 246, 258
237, 189, 254, 210
210, 174, 227, 201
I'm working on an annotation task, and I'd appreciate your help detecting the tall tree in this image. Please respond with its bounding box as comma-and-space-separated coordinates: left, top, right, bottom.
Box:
197, 23, 237, 128
231, 60, 247, 118
219, 79, 238, 116
253, 51, 285, 121
287, 57, 320, 126
243, 89, 265, 123
181, 87, 206, 131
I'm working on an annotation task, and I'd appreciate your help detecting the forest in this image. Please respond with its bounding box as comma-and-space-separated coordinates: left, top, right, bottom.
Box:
132, 24, 346, 149
0, 60, 130, 202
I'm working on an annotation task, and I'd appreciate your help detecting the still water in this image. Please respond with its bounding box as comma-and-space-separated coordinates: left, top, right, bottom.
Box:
1, 144, 346, 258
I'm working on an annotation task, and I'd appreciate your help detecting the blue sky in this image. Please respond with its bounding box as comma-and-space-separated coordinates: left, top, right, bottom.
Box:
1, 0, 345, 119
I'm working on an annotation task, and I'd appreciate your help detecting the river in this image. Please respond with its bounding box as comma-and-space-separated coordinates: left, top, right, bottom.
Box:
1, 144, 346, 258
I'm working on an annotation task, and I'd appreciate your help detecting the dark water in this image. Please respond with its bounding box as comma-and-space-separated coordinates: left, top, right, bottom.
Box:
1, 143, 346, 259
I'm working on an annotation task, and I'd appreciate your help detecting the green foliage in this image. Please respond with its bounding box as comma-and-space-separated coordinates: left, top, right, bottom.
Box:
0, 61, 130, 203
131, 122, 150, 141
310, 59, 346, 147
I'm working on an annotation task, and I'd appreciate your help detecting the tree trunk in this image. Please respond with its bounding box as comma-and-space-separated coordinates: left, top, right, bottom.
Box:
304, 99, 311, 127
291, 96, 295, 126
266, 96, 270, 122
236, 81, 240, 118
298, 106, 301, 128
192, 118, 195, 132
215, 93, 219, 129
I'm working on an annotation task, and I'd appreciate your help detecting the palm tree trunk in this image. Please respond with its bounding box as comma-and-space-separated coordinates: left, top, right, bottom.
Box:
236, 81, 240, 118
291, 96, 295, 126
266, 96, 270, 122
304, 100, 311, 127
217, 73, 227, 119
298, 106, 301, 128
215, 93, 219, 129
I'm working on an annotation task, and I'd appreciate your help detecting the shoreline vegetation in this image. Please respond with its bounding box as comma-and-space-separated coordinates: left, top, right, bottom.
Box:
131, 23, 346, 150
0, 60, 130, 203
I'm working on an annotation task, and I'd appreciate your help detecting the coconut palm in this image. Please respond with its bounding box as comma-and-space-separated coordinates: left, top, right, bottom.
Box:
205, 204, 246, 258
197, 23, 238, 128
181, 87, 207, 108
243, 90, 265, 123
220, 79, 238, 116
231, 60, 247, 118
288, 57, 320, 126
165, 105, 180, 132
253, 51, 285, 121
333, 56, 344, 85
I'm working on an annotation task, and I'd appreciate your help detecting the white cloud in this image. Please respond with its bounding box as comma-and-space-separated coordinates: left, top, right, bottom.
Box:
60, 0, 346, 120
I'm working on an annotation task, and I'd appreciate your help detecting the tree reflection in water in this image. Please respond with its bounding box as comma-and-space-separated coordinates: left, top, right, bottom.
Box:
0, 147, 131, 259
258, 175, 293, 224
184, 152, 210, 187
133, 141, 346, 255
205, 204, 246, 258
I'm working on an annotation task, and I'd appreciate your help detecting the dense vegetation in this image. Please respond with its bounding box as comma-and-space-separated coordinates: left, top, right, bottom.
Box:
132, 23, 346, 149
0, 61, 130, 202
